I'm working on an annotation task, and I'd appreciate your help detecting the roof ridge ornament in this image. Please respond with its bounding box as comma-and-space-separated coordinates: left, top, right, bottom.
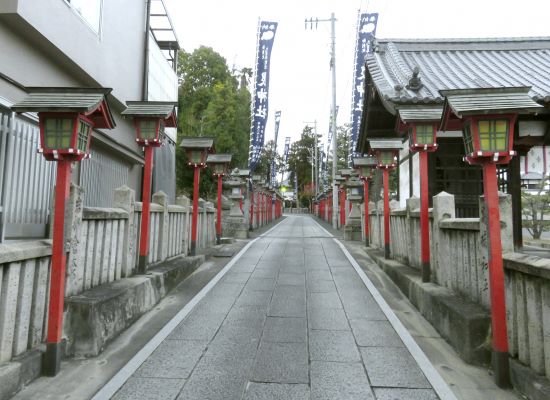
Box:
407, 66, 423, 91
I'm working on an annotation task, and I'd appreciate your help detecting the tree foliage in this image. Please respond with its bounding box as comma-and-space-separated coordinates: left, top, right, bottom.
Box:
522, 178, 550, 240
253, 140, 285, 184
176, 46, 251, 198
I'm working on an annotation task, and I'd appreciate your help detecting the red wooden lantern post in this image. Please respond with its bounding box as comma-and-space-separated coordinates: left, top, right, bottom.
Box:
440, 87, 544, 387
180, 137, 214, 256
397, 106, 442, 282
12, 87, 116, 376
251, 175, 262, 229
353, 156, 377, 247
122, 101, 177, 274
370, 139, 403, 259
206, 154, 232, 244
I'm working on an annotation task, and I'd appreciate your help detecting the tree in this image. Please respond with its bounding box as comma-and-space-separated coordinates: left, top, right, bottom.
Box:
287, 127, 318, 207
522, 177, 550, 240
176, 46, 251, 198
253, 140, 285, 183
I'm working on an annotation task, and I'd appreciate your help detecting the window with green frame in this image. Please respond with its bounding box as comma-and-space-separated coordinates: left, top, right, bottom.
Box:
463, 123, 475, 154
415, 125, 434, 144
77, 120, 91, 152
190, 150, 203, 164
478, 119, 508, 152
44, 118, 74, 149
139, 120, 157, 140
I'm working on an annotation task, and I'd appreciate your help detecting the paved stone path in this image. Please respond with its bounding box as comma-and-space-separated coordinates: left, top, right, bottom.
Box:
109, 215, 442, 400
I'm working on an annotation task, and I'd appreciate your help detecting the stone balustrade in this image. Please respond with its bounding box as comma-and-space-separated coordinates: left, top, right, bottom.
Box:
0, 184, 217, 365
364, 191, 550, 383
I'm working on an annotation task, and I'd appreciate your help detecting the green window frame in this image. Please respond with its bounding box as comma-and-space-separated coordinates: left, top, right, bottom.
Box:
415, 125, 434, 145
44, 118, 74, 149
463, 123, 475, 155
77, 120, 91, 152
139, 120, 157, 140
478, 119, 508, 152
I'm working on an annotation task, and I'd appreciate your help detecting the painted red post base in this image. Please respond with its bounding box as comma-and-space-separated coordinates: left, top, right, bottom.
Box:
43, 160, 72, 376
383, 168, 390, 259
138, 146, 154, 274
363, 180, 370, 247
419, 151, 431, 282
483, 162, 511, 388
190, 167, 200, 256
216, 174, 222, 244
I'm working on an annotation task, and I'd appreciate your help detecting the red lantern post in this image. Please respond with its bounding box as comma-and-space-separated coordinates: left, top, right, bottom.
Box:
369, 139, 403, 259
122, 101, 177, 273
12, 87, 116, 376
397, 106, 442, 282
206, 154, 232, 245
353, 156, 377, 247
440, 87, 544, 387
180, 137, 215, 255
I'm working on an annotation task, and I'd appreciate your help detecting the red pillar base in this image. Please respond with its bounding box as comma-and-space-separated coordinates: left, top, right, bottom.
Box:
421, 261, 430, 283
43, 342, 62, 377
138, 255, 147, 274
492, 350, 511, 388
365, 236, 370, 247
216, 234, 221, 245
384, 243, 390, 259
190, 241, 197, 256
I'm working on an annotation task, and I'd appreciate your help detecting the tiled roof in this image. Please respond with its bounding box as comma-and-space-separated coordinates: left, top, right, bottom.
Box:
11, 87, 112, 112
366, 37, 550, 107
206, 154, 232, 164
179, 137, 214, 149
397, 106, 443, 122
122, 101, 177, 118
352, 156, 378, 167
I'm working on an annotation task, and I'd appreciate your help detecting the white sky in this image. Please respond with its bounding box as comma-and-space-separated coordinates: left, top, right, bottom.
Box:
164, 0, 550, 156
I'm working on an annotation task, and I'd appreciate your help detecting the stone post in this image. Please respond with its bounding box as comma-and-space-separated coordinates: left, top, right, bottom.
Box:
114, 186, 136, 277
478, 192, 513, 308
152, 191, 169, 262
406, 197, 420, 267
176, 195, 190, 254
432, 191, 456, 285
65, 184, 84, 296
344, 180, 363, 241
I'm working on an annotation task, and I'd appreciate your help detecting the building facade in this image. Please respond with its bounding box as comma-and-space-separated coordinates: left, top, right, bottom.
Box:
358, 37, 550, 244
0, 0, 178, 240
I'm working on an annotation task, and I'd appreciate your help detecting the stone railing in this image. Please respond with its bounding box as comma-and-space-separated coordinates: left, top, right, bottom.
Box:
365, 191, 550, 382
0, 184, 217, 365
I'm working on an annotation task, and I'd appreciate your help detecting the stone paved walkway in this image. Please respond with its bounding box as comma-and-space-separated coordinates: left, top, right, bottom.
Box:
108, 215, 443, 400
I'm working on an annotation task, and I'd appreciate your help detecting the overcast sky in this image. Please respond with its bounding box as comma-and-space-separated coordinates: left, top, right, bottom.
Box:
164, 0, 550, 157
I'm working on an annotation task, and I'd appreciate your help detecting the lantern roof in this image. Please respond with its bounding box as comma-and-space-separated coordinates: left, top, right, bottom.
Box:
334, 174, 346, 182
252, 175, 262, 182
206, 153, 232, 164
122, 101, 178, 127
11, 87, 116, 129
440, 87, 546, 130
397, 106, 443, 123
237, 169, 251, 177
179, 137, 214, 151
352, 156, 378, 168
369, 138, 404, 150
340, 169, 353, 177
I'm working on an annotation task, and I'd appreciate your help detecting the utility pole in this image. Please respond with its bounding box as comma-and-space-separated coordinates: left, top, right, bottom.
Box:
304, 120, 319, 198
306, 13, 338, 228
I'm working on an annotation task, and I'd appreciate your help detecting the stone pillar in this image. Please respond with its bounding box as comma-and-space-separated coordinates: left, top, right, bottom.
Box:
344, 180, 363, 241
152, 191, 169, 262
406, 197, 420, 266
115, 186, 136, 277
432, 191, 455, 285
176, 195, 190, 254
224, 180, 248, 239
65, 184, 84, 296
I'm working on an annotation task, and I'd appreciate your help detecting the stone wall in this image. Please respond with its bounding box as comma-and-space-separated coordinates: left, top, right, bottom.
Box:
0, 184, 217, 365
365, 192, 550, 383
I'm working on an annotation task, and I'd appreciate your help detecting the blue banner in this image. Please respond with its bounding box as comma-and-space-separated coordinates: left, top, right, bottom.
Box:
350, 13, 378, 158
271, 111, 281, 185
283, 137, 290, 164
249, 21, 278, 169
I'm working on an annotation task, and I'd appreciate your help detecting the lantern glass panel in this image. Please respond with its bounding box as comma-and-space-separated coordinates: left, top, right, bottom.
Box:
158, 120, 165, 143
213, 163, 226, 175
77, 120, 91, 152
478, 119, 508, 152
139, 120, 157, 140
463, 123, 475, 154
378, 151, 395, 166
44, 118, 74, 149
415, 125, 434, 145
189, 150, 203, 164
